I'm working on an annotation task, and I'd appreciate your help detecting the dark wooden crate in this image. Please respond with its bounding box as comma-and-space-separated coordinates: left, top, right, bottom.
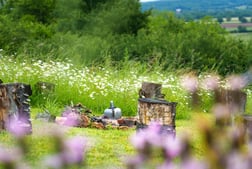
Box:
138, 98, 177, 126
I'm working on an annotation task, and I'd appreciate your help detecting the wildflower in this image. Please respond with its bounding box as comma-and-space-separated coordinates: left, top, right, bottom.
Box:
125, 155, 145, 169
130, 131, 148, 150
131, 122, 165, 150
212, 104, 230, 120
226, 75, 247, 90
180, 74, 198, 93
158, 161, 178, 169
5, 117, 32, 138
62, 136, 87, 165
0, 146, 22, 164
43, 154, 63, 169
43, 136, 87, 168
163, 136, 182, 159
61, 107, 80, 127
201, 74, 220, 90
180, 158, 209, 169
89, 91, 96, 100
226, 152, 249, 169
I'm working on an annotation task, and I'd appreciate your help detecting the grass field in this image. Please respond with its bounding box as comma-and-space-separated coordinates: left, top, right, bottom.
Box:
0, 53, 251, 168
222, 17, 252, 23
230, 32, 252, 41
0, 110, 212, 169
221, 16, 252, 36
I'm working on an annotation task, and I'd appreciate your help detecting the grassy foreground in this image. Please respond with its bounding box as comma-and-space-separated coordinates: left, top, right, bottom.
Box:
1, 56, 251, 168
0, 109, 213, 169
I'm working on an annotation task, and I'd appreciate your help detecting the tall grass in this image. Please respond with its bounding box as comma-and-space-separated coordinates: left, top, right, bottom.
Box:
230, 32, 252, 41
0, 53, 188, 119
1, 53, 252, 169
1, 53, 251, 119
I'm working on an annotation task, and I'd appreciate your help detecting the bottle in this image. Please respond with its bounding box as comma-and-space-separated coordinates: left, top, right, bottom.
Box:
104, 101, 122, 119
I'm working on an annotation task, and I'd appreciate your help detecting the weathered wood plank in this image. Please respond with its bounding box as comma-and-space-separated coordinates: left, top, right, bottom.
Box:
137, 98, 176, 126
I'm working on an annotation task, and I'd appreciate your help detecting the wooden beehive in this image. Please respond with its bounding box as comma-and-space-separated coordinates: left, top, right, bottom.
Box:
0, 83, 32, 133
214, 88, 247, 114
137, 98, 177, 126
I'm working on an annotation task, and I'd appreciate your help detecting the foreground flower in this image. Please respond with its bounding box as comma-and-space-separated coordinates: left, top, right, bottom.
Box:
0, 146, 22, 168
226, 75, 247, 90
127, 122, 184, 169
43, 136, 87, 169
180, 74, 198, 93
62, 136, 87, 164
5, 116, 32, 138
201, 74, 220, 91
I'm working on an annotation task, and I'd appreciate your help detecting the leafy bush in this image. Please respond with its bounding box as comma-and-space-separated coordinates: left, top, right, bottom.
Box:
0, 0, 251, 76
110, 13, 252, 75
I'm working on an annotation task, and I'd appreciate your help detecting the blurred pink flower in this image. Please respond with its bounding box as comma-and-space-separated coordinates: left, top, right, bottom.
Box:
6, 117, 31, 138
125, 155, 144, 168
201, 75, 220, 90
43, 154, 63, 169
145, 122, 165, 147
158, 161, 178, 169
0, 146, 22, 163
44, 136, 87, 168
180, 75, 198, 93
130, 130, 148, 150
226, 152, 249, 169
130, 122, 165, 150
211, 104, 230, 119
61, 107, 81, 127
181, 158, 208, 169
163, 136, 182, 158
62, 136, 87, 164
226, 75, 247, 90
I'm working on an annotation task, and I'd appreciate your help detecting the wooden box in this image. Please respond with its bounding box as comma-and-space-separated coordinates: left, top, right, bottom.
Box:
137, 98, 177, 126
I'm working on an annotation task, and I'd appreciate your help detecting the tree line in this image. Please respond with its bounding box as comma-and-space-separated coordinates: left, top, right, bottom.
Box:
0, 0, 252, 76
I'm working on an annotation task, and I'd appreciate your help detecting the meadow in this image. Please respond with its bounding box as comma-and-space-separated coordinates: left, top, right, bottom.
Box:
231, 32, 252, 41
1, 53, 252, 169
0, 54, 193, 119
1, 1, 252, 168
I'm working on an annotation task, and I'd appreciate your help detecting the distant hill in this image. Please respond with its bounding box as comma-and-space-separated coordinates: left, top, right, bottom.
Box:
140, 0, 252, 12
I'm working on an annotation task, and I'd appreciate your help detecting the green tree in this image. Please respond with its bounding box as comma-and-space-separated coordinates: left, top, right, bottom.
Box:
0, 0, 6, 6
3, 0, 56, 24
226, 16, 231, 21
0, 0, 55, 53
80, 0, 111, 13
238, 25, 247, 32
238, 16, 247, 23
111, 12, 251, 75
217, 17, 223, 23
82, 0, 150, 35
53, 0, 87, 32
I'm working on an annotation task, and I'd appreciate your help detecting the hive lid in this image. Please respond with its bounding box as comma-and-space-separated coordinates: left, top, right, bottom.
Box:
138, 98, 177, 105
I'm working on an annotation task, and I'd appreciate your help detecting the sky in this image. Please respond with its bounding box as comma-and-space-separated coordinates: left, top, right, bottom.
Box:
140, 0, 160, 3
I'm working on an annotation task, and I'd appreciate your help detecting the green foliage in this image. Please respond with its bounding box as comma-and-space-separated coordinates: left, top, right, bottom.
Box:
53, 0, 87, 32
0, 0, 55, 54
239, 16, 248, 23
110, 13, 251, 75
217, 17, 223, 23
17, 32, 110, 65
141, 0, 252, 22
0, 14, 53, 53
0, 0, 251, 75
6, 0, 56, 24
238, 25, 248, 32
82, 0, 150, 35
0, 55, 195, 119
80, 0, 113, 13
0, 111, 219, 169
